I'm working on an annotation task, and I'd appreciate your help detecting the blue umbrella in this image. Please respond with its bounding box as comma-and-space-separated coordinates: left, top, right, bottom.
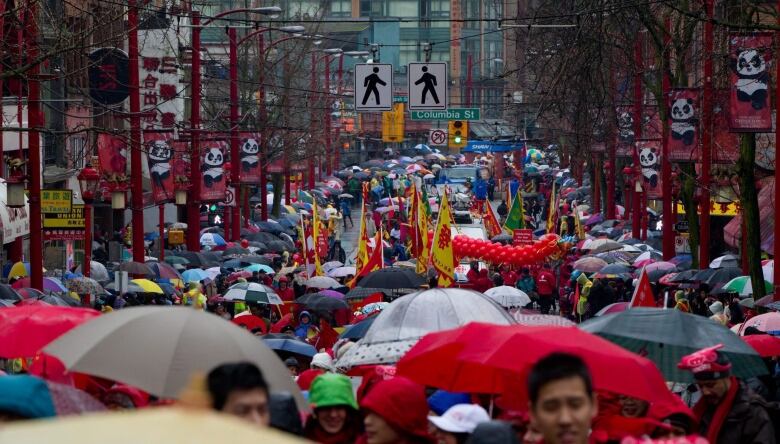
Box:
340, 316, 377, 340
222, 259, 242, 269
182, 268, 209, 283
243, 263, 275, 274
263, 338, 317, 357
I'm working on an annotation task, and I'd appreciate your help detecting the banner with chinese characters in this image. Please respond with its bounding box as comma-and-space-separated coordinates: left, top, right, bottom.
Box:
138, 23, 184, 131
729, 33, 773, 132
96, 133, 127, 188
238, 132, 262, 184
143, 132, 175, 204
199, 139, 228, 202
636, 140, 662, 199
615, 106, 634, 158
667, 88, 699, 162
172, 139, 190, 192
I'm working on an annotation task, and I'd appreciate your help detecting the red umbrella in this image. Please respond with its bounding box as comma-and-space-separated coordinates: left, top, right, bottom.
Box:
658, 272, 679, 286
0, 305, 100, 358
743, 334, 780, 357
397, 322, 670, 404
232, 314, 267, 333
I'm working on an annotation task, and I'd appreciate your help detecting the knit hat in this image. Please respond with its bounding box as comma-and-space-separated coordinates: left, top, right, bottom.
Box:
429, 404, 490, 434
361, 376, 431, 440
0, 375, 56, 419
311, 352, 335, 372
309, 373, 358, 410
709, 301, 724, 315
428, 390, 472, 416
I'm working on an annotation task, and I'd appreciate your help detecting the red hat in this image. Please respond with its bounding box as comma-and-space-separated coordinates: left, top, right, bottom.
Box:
360, 376, 431, 441
678, 344, 732, 379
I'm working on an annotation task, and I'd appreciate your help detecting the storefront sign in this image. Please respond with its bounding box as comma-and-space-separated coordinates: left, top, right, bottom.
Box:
43, 204, 85, 228
41, 189, 73, 214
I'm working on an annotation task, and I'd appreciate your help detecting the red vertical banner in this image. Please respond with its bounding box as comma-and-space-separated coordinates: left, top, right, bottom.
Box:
171, 140, 190, 186
615, 106, 634, 157
96, 133, 127, 180
238, 132, 262, 184
143, 132, 175, 203
667, 88, 699, 162
643, 106, 662, 140
729, 33, 773, 132
713, 90, 740, 164
199, 139, 227, 202
636, 140, 662, 199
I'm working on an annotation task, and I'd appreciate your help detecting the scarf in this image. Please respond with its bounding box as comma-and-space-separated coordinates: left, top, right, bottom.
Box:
693, 376, 739, 444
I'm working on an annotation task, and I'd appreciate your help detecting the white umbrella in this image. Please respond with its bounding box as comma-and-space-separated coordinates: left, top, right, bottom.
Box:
75, 261, 109, 282
322, 261, 344, 273
763, 260, 773, 283
710, 254, 739, 269
223, 282, 283, 305
483, 286, 531, 308
45, 306, 307, 410
328, 266, 356, 278
305, 276, 341, 289
204, 267, 222, 280
335, 288, 514, 369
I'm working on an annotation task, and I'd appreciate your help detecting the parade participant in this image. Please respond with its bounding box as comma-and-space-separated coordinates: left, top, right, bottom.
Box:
360, 376, 434, 444
708, 301, 729, 326
472, 269, 493, 294
295, 311, 314, 340
535, 264, 556, 315
183, 282, 207, 310
516, 268, 537, 297
528, 353, 598, 444
428, 404, 490, 444
674, 291, 691, 313
277, 276, 295, 302
466, 262, 481, 283
305, 373, 364, 443
678, 344, 775, 444
341, 199, 354, 228
207, 362, 270, 427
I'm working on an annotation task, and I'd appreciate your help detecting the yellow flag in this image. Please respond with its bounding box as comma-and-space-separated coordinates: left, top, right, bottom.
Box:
546, 180, 557, 233
431, 191, 454, 287
416, 187, 430, 276
311, 200, 324, 276
573, 204, 586, 240
354, 199, 370, 274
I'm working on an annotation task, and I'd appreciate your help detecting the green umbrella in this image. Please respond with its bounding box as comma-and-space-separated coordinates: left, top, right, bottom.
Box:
721, 276, 772, 296
163, 256, 190, 266
580, 307, 766, 382
223, 282, 283, 305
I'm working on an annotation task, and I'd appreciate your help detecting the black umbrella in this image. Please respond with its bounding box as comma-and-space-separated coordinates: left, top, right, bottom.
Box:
201, 226, 223, 235
671, 269, 700, 283
345, 287, 392, 300
256, 221, 286, 235
176, 252, 219, 268
246, 241, 269, 254
491, 233, 513, 244
302, 294, 349, 312
223, 246, 251, 257
247, 232, 283, 244
240, 255, 273, 265
0, 284, 21, 301
692, 266, 743, 287
266, 240, 292, 253
357, 268, 426, 289
117, 261, 154, 276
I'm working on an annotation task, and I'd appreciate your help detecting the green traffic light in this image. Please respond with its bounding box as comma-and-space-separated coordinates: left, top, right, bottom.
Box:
210, 205, 217, 211
454, 135, 462, 143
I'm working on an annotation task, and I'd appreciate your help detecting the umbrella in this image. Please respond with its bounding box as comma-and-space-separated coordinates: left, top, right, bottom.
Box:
483, 286, 531, 308
691, 267, 743, 287
743, 334, 780, 357
300, 294, 349, 312
222, 246, 250, 257
262, 337, 317, 357
344, 287, 392, 300
321, 261, 344, 273
0, 305, 100, 358
512, 312, 576, 326
64, 277, 106, 295
163, 256, 190, 266
11, 277, 67, 293
580, 307, 766, 381
305, 276, 341, 289
7, 261, 32, 279
598, 263, 631, 275
671, 269, 700, 283
658, 273, 679, 286
742, 312, 780, 334
182, 269, 210, 283
327, 266, 356, 278
490, 233, 513, 244
710, 254, 739, 269
589, 239, 624, 254
44, 306, 307, 409
584, 214, 604, 226
243, 263, 275, 274
36, 295, 80, 307
594, 302, 630, 317
266, 240, 292, 253
0, 407, 308, 444
199, 233, 227, 247
336, 288, 514, 369
146, 262, 182, 281
130, 279, 164, 294
356, 268, 426, 289
176, 252, 219, 268
239, 255, 273, 265
0, 284, 21, 301
338, 193, 354, 199
223, 282, 283, 305
74, 261, 110, 282
117, 261, 154, 276
632, 251, 662, 265
340, 316, 378, 340
396, 323, 674, 404
572, 257, 608, 273
721, 276, 773, 297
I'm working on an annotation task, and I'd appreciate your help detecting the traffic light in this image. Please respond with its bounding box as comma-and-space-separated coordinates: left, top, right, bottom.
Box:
448, 120, 468, 149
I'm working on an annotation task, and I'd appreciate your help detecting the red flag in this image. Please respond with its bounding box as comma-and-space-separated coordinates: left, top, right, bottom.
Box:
483, 200, 502, 237
316, 319, 340, 351
352, 232, 384, 284
630, 267, 656, 308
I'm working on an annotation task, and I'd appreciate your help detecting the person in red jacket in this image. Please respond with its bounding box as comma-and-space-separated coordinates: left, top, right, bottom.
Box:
276, 276, 295, 302
472, 269, 493, 294
535, 263, 556, 315
465, 261, 480, 284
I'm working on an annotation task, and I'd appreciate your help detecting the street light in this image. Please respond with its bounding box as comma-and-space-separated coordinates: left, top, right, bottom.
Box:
77, 164, 100, 280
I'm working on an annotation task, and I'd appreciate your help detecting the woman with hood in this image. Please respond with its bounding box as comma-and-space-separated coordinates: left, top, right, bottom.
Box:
295, 311, 314, 340
305, 373, 364, 443
709, 300, 729, 325
674, 291, 691, 313
359, 376, 434, 444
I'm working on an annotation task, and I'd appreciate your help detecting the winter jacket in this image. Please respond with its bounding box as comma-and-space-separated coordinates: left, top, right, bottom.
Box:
516, 275, 536, 294
536, 270, 556, 296
698, 381, 776, 444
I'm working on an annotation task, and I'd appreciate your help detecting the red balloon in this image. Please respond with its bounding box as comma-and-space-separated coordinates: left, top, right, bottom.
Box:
240, 239, 249, 249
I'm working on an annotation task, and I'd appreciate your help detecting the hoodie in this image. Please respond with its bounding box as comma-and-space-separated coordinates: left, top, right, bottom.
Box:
295, 310, 313, 339
360, 376, 433, 442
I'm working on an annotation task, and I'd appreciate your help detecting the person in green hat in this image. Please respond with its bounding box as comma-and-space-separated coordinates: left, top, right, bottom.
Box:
305, 373, 363, 443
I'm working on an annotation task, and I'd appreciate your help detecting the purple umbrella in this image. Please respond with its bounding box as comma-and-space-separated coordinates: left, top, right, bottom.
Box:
585, 213, 604, 226
316, 289, 346, 299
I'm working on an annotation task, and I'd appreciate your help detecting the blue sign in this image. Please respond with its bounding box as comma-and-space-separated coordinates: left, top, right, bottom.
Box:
463, 141, 524, 153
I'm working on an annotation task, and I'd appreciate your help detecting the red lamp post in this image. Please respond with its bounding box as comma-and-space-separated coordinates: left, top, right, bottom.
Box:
308, 49, 343, 189
77, 164, 100, 279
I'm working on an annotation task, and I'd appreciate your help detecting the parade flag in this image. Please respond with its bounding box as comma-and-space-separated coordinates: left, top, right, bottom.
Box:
299, 215, 309, 267
409, 184, 422, 257
503, 189, 525, 232
354, 199, 370, 273
630, 267, 656, 308
546, 180, 558, 233
310, 201, 324, 276
431, 191, 455, 287
483, 200, 502, 238
416, 187, 430, 276
421, 184, 432, 218
353, 231, 384, 283
573, 204, 586, 240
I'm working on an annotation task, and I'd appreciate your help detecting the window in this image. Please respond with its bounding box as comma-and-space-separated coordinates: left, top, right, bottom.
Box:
70, 136, 87, 169
463, 0, 480, 29
399, 40, 419, 66
429, 0, 449, 27
388, 0, 417, 17
329, 0, 350, 17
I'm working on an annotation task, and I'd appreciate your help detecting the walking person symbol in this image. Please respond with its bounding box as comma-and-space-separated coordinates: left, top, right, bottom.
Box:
362, 67, 387, 105
415, 66, 439, 104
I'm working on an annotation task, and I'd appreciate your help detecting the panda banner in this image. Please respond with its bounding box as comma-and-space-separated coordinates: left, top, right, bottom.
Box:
143, 132, 175, 204
729, 33, 772, 132
615, 106, 635, 157
238, 132, 262, 184
200, 141, 228, 202
636, 140, 662, 199
667, 88, 699, 162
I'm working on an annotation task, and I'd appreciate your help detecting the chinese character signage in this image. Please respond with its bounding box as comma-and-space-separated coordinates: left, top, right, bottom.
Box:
636, 140, 662, 199
144, 132, 175, 204
200, 140, 227, 202
238, 132, 262, 184
138, 23, 184, 131
667, 88, 699, 162
43, 205, 85, 228
41, 189, 73, 214
729, 33, 773, 132
88, 48, 130, 106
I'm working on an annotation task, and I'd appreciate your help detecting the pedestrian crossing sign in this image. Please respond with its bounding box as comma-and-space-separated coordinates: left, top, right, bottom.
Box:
407, 62, 448, 110
354, 64, 393, 112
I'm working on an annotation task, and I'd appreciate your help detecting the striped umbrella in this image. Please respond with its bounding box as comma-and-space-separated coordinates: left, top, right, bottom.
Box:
224, 282, 283, 305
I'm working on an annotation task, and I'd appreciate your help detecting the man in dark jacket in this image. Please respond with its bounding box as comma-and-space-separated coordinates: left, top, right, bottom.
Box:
679, 344, 775, 444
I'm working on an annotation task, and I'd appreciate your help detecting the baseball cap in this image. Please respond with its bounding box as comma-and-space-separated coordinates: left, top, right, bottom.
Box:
428, 403, 490, 434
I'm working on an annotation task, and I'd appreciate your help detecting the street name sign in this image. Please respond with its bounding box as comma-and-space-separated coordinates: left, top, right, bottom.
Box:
354, 63, 393, 111
410, 108, 481, 120
407, 62, 448, 110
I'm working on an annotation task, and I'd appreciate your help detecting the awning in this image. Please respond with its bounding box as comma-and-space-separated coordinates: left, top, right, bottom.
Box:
0, 179, 30, 244
724, 177, 774, 254
463, 140, 524, 153
468, 119, 515, 139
